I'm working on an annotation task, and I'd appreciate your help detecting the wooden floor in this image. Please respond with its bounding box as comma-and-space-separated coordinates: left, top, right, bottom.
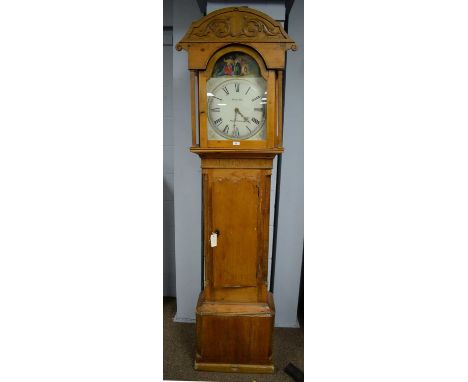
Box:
163, 297, 304, 382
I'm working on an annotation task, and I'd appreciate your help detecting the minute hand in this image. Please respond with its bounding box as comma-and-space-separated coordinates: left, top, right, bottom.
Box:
236, 109, 250, 122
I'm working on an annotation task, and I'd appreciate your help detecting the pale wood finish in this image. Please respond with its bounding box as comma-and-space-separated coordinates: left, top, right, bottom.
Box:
277, 70, 284, 147
206, 139, 268, 149
190, 146, 283, 157
197, 70, 208, 146
177, 7, 296, 151
266, 70, 276, 148
202, 160, 272, 303
249, 42, 293, 69
190, 148, 282, 370
194, 362, 275, 374
200, 158, 274, 169
196, 290, 275, 314
176, 6, 296, 373
183, 42, 290, 71
197, 302, 272, 316
190, 70, 197, 146
176, 7, 296, 61
211, 172, 259, 289
195, 291, 275, 373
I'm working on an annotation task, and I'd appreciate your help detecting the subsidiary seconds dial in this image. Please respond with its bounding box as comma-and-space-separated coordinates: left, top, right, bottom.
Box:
207, 78, 266, 140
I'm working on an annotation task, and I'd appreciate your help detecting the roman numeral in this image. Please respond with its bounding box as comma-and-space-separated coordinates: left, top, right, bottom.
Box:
252, 117, 260, 125
235, 83, 240, 92
212, 96, 222, 101
222, 86, 229, 95
245, 86, 251, 95
223, 125, 229, 133
214, 118, 222, 125
251, 95, 261, 102
232, 126, 240, 137
254, 107, 264, 112
210, 107, 220, 112
245, 125, 252, 133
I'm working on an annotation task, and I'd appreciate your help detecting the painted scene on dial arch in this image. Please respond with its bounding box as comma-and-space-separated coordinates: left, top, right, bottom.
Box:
212, 52, 261, 78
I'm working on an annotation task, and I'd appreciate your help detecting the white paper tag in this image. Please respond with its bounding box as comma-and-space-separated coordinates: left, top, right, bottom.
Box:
233, 141, 240, 145
210, 233, 217, 247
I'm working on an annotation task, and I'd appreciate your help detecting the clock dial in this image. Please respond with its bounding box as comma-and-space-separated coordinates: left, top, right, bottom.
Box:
207, 78, 266, 140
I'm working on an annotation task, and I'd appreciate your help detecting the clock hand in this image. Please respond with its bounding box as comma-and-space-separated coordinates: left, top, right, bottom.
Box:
229, 109, 242, 137
236, 108, 250, 123
233, 108, 238, 130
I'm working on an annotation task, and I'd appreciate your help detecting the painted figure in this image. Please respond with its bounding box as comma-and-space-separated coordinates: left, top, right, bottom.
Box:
213, 53, 258, 77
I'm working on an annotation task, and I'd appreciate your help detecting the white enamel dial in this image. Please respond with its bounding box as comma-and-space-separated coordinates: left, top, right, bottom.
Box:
207, 78, 266, 140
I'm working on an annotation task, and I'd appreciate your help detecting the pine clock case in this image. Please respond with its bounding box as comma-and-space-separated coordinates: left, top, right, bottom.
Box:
176, 7, 296, 373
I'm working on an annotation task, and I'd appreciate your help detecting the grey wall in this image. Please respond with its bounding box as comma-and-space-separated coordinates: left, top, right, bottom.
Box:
172, 0, 203, 321
207, 1, 286, 20
167, 0, 304, 327
271, 0, 304, 327
163, 4, 176, 297
163, 1, 176, 297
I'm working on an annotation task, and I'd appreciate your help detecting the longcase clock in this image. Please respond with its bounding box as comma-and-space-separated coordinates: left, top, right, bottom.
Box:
176, 6, 296, 374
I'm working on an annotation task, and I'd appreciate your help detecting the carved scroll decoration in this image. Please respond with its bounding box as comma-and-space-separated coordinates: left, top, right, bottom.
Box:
176, 7, 297, 53
242, 17, 281, 37
193, 16, 282, 39
194, 18, 232, 38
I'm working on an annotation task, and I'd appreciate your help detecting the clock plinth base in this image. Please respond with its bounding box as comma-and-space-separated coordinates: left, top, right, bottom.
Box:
195, 291, 275, 374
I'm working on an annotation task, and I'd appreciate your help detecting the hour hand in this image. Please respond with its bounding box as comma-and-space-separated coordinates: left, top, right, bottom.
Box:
232, 109, 238, 128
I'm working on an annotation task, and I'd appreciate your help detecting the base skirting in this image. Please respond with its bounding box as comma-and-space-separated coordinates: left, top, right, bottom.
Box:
194, 361, 275, 374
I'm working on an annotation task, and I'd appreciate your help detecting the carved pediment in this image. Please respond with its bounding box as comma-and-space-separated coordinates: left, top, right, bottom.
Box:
176, 7, 296, 51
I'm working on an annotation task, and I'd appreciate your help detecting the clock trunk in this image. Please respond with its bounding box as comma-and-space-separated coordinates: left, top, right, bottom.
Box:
194, 153, 277, 373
